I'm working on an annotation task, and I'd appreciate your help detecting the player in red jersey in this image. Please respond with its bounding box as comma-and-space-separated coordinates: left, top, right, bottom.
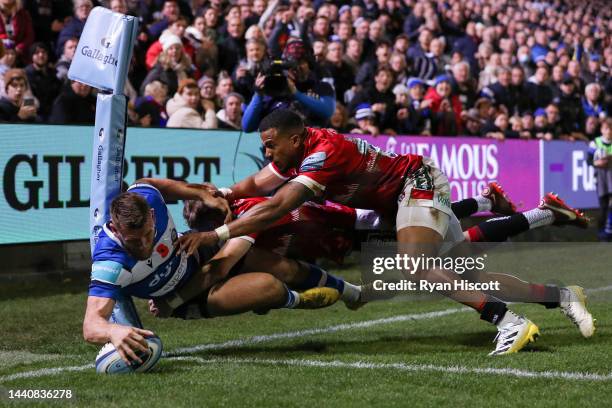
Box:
175, 109, 590, 355
181, 183, 594, 338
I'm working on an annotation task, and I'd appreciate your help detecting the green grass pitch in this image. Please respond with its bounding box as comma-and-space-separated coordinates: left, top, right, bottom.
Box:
0, 256, 611, 407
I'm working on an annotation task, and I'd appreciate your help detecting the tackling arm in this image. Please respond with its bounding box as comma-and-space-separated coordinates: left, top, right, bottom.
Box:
222, 181, 314, 240
226, 165, 289, 201
175, 181, 314, 256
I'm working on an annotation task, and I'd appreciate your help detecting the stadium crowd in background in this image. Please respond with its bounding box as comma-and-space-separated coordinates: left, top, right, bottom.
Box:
0, 0, 610, 142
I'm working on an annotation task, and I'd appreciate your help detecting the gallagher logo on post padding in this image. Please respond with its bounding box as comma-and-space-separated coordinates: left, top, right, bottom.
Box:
80, 36, 118, 67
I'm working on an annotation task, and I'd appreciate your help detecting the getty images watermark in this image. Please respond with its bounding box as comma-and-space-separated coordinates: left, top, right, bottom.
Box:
370, 253, 500, 293
360, 241, 612, 303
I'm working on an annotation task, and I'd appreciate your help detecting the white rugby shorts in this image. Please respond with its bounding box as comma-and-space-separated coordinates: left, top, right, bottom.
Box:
396, 157, 458, 242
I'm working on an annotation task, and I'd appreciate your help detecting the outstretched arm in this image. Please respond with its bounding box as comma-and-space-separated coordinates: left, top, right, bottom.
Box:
175, 181, 314, 255
83, 296, 154, 363
224, 164, 289, 201
135, 178, 232, 223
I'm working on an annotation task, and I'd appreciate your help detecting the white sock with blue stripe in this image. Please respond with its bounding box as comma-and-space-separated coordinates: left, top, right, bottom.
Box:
283, 285, 301, 308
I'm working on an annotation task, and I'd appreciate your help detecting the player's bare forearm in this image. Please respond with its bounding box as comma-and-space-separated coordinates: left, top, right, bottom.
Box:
174, 183, 313, 255
84, 295, 155, 362
229, 174, 259, 200
136, 178, 215, 201
137, 178, 232, 223
174, 239, 252, 301
229, 166, 286, 199
82, 296, 116, 344
205, 238, 253, 282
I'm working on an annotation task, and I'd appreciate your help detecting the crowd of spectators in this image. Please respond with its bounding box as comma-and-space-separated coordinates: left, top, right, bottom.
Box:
0, 0, 610, 141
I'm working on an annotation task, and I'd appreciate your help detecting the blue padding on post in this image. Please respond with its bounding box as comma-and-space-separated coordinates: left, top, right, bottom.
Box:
89, 94, 127, 253
110, 294, 143, 328
68, 7, 138, 93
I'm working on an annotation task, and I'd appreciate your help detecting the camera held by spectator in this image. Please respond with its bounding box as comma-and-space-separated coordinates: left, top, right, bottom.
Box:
242, 38, 335, 132
260, 58, 297, 97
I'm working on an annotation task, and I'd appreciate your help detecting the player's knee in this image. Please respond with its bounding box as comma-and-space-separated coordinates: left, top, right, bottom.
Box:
256, 273, 286, 302
267, 258, 298, 284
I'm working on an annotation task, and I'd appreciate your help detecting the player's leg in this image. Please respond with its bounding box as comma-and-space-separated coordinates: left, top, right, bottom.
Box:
397, 210, 539, 355
460, 266, 595, 337
207, 273, 298, 316
454, 193, 594, 337
395, 160, 538, 355
169, 272, 338, 319
241, 247, 362, 308
464, 192, 589, 243
451, 182, 517, 219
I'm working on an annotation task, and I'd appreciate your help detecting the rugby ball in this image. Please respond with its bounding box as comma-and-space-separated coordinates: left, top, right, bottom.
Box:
95, 335, 163, 374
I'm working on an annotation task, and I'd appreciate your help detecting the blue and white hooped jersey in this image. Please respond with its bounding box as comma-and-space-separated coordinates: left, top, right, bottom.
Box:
88, 183, 198, 300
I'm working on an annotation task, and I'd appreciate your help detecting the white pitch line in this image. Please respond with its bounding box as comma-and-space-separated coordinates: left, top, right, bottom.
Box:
167, 307, 468, 356
166, 356, 612, 382
165, 282, 610, 357
0, 364, 93, 383
2, 283, 610, 383
0, 308, 466, 383
586, 285, 612, 294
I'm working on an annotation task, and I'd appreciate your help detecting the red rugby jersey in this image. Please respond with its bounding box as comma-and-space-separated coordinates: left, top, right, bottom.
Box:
231, 197, 356, 264
272, 127, 423, 215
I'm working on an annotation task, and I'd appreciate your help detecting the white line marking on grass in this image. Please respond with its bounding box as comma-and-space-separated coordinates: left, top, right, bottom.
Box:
0, 351, 64, 370
586, 285, 612, 294
0, 364, 93, 382
0, 308, 467, 382
167, 307, 469, 356
4, 283, 611, 383
166, 356, 612, 382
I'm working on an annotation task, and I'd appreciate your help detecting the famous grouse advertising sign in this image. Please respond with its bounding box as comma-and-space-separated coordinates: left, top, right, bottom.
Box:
357, 135, 541, 210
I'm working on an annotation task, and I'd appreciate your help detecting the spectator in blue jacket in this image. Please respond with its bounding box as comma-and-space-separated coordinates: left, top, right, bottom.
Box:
56, 0, 92, 57
242, 38, 335, 132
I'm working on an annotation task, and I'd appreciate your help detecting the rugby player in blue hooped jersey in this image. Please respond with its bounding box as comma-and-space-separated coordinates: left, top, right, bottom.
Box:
83, 178, 352, 365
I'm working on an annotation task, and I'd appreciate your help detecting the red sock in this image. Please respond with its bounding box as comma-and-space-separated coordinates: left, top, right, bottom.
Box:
466, 225, 485, 242
530, 284, 561, 308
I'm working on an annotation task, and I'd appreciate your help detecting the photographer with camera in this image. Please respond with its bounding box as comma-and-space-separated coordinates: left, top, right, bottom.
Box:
242, 38, 335, 132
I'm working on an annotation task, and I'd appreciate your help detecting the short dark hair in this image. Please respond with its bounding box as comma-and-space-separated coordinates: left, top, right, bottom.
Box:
375, 65, 394, 77
376, 40, 392, 49
258, 109, 304, 133
110, 192, 150, 230
30, 42, 49, 58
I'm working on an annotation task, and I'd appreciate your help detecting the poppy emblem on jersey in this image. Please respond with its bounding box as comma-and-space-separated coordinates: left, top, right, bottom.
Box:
156, 244, 169, 258
300, 152, 327, 172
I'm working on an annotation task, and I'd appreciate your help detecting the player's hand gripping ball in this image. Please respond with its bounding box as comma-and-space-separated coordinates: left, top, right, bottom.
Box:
95, 336, 163, 374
